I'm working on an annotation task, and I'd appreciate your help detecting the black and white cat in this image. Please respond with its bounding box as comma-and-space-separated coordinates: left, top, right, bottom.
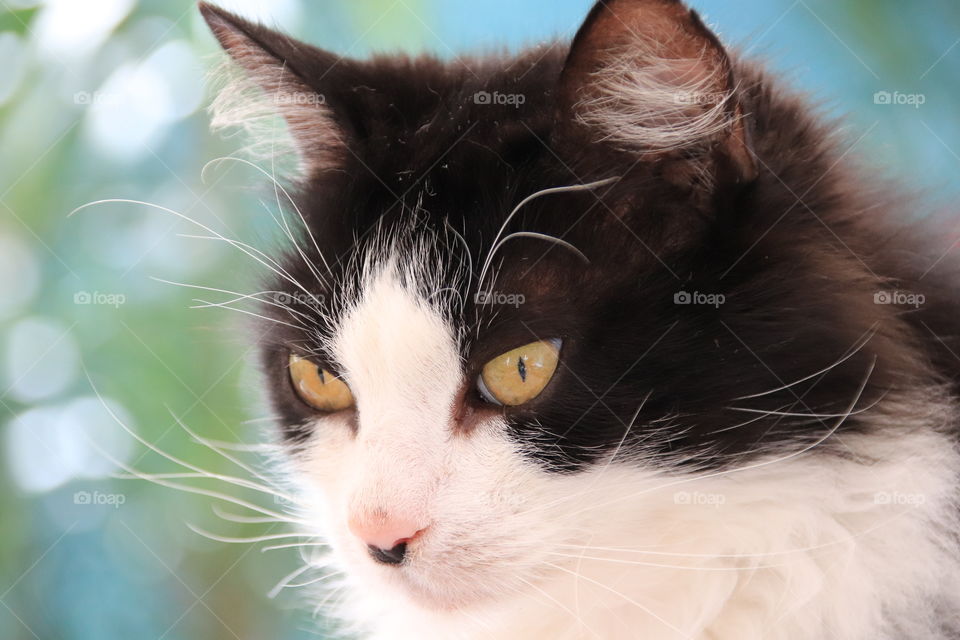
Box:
199, 1, 960, 638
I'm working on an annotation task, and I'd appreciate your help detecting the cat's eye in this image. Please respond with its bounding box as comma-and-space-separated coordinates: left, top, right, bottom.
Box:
477, 339, 562, 406
288, 354, 354, 412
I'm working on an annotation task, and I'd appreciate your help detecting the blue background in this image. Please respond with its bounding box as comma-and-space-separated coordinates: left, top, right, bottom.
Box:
1, 1, 957, 639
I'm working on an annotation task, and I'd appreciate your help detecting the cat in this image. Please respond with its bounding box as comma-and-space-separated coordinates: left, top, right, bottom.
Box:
198, 0, 960, 638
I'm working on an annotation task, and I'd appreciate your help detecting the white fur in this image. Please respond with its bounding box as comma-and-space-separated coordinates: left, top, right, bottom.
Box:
282, 250, 960, 639
208, 52, 342, 178
576, 43, 737, 156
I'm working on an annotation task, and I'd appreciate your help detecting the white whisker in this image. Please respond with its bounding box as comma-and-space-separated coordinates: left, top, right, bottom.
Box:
198, 437, 284, 453
172, 409, 285, 490
202, 155, 334, 278
476, 177, 619, 293
515, 576, 604, 640
191, 298, 304, 330
267, 563, 313, 599
282, 570, 342, 591
563, 357, 877, 519
262, 541, 330, 552
153, 277, 317, 326
734, 326, 877, 400
186, 523, 315, 545
547, 550, 788, 571
173, 231, 319, 299
489, 231, 589, 267
70, 199, 316, 300
213, 505, 307, 526
543, 561, 688, 637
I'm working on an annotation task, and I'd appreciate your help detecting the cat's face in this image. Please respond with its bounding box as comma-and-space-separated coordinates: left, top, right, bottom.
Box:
283, 265, 583, 608
201, 0, 923, 615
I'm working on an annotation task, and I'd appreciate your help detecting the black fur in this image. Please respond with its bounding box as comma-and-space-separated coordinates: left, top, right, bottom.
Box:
201, 1, 960, 472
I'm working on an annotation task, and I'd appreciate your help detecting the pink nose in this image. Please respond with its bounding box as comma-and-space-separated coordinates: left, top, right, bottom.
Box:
348, 512, 426, 555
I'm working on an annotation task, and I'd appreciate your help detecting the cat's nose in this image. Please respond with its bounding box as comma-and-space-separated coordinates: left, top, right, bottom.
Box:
348, 514, 426, 565
367, 541, 409, 565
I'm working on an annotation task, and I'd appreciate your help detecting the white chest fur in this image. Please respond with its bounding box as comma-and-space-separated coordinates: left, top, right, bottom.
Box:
333, 425, 960, 640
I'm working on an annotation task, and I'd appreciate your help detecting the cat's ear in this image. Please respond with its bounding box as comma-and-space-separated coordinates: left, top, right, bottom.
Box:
557, 0, 756, 185
200, 2, 347, 178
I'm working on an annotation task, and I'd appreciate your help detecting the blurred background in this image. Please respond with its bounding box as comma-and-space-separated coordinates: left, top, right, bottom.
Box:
0, 0, 957, 638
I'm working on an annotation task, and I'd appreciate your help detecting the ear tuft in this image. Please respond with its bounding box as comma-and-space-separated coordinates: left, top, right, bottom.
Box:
200, 2, 344, 179
576, 40, 737, 153
559, 0, 756, 184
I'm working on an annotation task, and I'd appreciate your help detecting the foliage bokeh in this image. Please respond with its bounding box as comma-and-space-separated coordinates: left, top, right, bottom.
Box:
1, 1, 958, 638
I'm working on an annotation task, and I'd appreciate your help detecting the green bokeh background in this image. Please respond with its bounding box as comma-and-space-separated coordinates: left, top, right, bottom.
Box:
1, 1, 958, 638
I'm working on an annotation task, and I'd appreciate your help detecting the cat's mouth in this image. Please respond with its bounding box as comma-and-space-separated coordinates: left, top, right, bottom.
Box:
384, 564, 499, 612
392, 574, 475, 611
349, 535, 518, 612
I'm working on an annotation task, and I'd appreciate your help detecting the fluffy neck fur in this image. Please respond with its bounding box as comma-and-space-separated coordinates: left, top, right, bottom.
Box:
333, 418, 960, 639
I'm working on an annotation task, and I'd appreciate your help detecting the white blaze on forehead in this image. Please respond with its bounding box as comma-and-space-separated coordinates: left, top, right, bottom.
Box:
332, 265, 463, 438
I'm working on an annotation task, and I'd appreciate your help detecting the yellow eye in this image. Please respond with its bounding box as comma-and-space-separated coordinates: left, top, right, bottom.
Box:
289, 354, 354, 412
478, 339, 562, 406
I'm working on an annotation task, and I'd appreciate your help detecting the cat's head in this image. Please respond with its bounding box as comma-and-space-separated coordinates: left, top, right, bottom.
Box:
201, 0, 928, 616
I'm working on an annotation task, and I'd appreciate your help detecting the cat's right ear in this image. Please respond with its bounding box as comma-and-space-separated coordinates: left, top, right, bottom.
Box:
199, 2, 348, 178
556, 0, 757, 187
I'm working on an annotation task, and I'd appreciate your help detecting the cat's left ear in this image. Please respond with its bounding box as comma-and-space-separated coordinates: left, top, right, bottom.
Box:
200, 2, 350, 178
557, 0, 757, 186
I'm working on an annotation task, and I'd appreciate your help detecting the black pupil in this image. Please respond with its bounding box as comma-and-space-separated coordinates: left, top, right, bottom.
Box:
517, 356, 527, 383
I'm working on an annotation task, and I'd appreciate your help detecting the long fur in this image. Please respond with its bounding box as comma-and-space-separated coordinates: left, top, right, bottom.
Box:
197, 1, 960, 638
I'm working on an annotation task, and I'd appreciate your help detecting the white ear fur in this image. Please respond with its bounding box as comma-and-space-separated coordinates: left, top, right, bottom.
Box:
576, 41, 738, 155
207, 58, 343, 178
202, 4, 344, 178
559, 0, 756, 182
